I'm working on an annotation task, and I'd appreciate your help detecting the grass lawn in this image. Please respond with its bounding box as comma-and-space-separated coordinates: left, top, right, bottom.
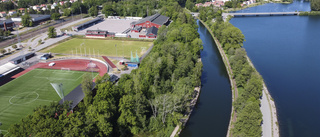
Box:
0, 68, 96, 132
43, 38, 153, 58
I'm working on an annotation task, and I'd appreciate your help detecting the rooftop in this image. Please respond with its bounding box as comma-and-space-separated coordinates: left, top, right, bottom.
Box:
131, 13, 169, 26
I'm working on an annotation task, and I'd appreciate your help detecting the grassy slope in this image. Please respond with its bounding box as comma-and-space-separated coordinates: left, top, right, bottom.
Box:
0, 69, 89, 130
44, 38, 153, 57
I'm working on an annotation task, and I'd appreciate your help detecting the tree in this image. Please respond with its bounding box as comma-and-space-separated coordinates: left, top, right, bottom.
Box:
311, 0, 320, 11
102, 4, 115, 17
21, 14, 32, 27
81, 73, 93, 106
51, 13, 61, 20
12, 45, 17, 49
0, 49, 6, 54
47, 26, 57, 38
89, 6, 98, 17
63, 9, 71, 16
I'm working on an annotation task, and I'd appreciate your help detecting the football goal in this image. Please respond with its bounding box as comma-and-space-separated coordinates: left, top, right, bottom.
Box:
61, 68, 70, 71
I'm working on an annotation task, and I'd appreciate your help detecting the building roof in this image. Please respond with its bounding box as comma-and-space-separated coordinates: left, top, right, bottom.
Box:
146, 26, 158, 36
29, 14, 51, 21
0, 19, 14, 25
0, 62, 20, 77
74, 17, 103, 29
10, 52, 35, 62
131, 13, 169, 26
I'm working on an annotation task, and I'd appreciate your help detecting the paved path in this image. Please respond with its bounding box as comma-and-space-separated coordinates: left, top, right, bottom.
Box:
261, 87, 271, 137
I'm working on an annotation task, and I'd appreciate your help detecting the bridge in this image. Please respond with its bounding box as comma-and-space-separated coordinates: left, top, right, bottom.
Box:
222, 12, 300, 21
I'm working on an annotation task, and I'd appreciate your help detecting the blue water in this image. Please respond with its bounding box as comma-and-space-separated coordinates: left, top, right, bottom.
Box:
180, 21, 232, 137
230, 1, 320, 136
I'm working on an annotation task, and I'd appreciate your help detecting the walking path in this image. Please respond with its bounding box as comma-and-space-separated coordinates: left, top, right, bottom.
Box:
247, 58, 279, 137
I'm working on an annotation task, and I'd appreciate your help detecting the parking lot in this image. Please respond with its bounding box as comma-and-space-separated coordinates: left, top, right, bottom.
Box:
78, 19, 137, 34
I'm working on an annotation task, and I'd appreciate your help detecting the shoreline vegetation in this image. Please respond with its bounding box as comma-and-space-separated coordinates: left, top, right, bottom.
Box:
197, 18, 237, 137
299, 11, 320, 15
196, 8, 279, 136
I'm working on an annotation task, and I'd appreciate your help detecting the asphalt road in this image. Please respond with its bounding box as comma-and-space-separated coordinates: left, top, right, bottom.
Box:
0, 16, 83, 49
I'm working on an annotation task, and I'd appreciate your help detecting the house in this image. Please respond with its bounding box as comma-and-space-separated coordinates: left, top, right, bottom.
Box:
8, 11, 17, 16
0, 12, 6, 17
131, 13, 170, 29
0, 19, 14, 31
18, 8, 25, 13
146, 26, 158, 38
131, 26, 142, 32
195, 3, 203, 7
59, 1, 64, 5
138, 26, 158, 38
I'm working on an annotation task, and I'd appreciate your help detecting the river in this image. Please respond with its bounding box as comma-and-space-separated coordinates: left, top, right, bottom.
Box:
180, 21, 232, 136
230, 1, 320, 136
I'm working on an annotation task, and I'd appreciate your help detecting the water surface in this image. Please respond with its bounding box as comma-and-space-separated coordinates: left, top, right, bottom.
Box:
180, 21, 232, 137
230, 1, 320, 136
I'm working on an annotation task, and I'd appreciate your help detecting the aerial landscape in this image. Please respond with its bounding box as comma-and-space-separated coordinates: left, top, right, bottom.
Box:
0, 0, 319, 136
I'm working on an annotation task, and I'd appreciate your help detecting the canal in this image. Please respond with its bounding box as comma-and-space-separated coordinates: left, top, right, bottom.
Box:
180, 20, 232, 136
230, 1, 320, 136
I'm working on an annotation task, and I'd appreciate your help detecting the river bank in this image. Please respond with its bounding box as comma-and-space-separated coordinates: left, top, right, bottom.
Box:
247, 58, 279, 137
197, 18, 238, 137
170, 85, 202, 137
197, 17, 278, 137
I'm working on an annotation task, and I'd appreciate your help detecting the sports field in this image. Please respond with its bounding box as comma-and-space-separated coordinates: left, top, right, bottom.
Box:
0, 68, 95, 132
43, 38, 153, 57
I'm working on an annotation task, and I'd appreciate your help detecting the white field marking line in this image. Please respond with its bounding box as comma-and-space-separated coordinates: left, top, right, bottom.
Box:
9, 92, 39, 105
76, 73, 86, 80
54, 70, 84, 73
33, 76, 77, 81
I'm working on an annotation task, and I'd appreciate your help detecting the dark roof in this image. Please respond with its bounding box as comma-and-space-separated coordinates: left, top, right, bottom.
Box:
10, 52, 35, 62
74, 17, 103, 29
59, 83, 96, 109
131, 13, 169, 26
146, 26, 158, 36
0, 19, 14, 25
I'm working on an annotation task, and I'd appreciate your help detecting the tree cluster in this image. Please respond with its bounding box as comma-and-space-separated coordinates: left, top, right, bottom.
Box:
198, 6, 222, 22
8, 1, 203, 137
102, 0, 158, 17
202, 11, 263, 136
311, 0, 320, 11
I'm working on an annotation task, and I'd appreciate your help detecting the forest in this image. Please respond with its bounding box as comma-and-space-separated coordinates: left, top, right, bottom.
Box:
2, 1, 203, 137
198, 6, 263, 137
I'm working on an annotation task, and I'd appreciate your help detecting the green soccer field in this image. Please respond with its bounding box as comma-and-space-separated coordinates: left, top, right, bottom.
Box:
42, 38, 153, 57
0, 68, 96, 132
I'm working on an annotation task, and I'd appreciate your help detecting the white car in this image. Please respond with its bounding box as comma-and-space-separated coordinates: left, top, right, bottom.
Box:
48, 62, 55, 66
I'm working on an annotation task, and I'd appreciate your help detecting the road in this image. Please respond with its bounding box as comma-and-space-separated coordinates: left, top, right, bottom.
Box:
0, 18, 92, 66
0, 16, 84, 49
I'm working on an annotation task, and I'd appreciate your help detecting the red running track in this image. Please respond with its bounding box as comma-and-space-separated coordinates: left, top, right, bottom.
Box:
12, 59, 109, 81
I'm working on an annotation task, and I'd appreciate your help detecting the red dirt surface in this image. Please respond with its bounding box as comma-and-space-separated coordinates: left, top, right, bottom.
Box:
102, 56, 117, 68
12, 59, 109, 81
